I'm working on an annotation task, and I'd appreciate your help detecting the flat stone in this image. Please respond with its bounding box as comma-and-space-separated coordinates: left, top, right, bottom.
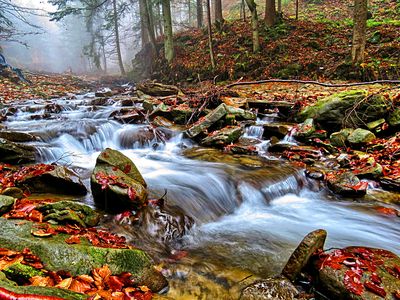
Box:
240, 276, 298, 300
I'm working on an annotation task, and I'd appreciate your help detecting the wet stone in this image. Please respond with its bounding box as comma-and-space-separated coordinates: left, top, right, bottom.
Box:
282, 229, 327, 282
240, 276, 299, 300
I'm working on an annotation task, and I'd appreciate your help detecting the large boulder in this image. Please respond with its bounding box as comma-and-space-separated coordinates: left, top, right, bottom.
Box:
0, 195, 15, 214
240, 277, 299, 300
297, 90, 390, 131
0, 138, 35, 164
91, 148, 147, 213
20, 165, 87, 195
0, 131, 36, 142
314, 247, 400, 300
388, 108, 400, 128
282, 229, 327, 282
0, 218, 167, 292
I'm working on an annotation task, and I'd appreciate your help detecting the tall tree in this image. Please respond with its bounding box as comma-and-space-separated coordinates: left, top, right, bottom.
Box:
196, 0, 203, 28
244, 0, 260, 52
137, 0, 156, 51
214, 0, 223, 24
112, 0, 125, 75
264, 0, 276, 26
351, 0, 368, 64
205, 0, 215, 68
161, 0, 174, 63
277, 0, 281, 17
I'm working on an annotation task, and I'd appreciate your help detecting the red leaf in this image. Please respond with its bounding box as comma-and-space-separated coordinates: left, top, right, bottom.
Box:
107, 276, 124, 291
344, 269, 363, 295
123, 164, 131, 174
128, 187, 136, 201
65, 235, 81, 244
364, 281, 386, 297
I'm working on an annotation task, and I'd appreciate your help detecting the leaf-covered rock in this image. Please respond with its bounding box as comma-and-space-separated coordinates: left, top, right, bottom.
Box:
201, 126, 244, 148
0, 218, 167, 292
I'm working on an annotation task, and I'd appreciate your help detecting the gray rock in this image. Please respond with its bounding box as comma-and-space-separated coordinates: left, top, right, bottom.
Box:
0, 195, 15, 214
330, 128, 354, 147
0, 138, 35, 164
282, 229, 327, 281
240, 276, 298, 300
347, 128, 376, 145
201, 126, 244, 147
0, 131, 36, 142
137, 81, 180, 96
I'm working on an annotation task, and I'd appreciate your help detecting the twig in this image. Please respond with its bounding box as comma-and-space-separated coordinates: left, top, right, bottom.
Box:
226, 79, 400, 88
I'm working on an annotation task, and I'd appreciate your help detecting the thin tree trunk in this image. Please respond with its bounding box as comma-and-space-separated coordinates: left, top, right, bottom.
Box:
241, 0, 246, 21
214, 0, 223, 23
101, 35, 107, 73
295, 0, 299, 20
113, 0, 126, 75
264, 0, 276, 26
277, 0, 281, 15
158, 3, 163, 36
188, 0, 192, 25
206, 0, 216, 69
196, 0, 203, 27
352, 0, 368, 63
161, 0, 174, 63
244, 0, 260, 52
138, 0, 150, 46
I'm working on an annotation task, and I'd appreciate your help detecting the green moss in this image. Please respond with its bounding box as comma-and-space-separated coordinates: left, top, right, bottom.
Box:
3, 263, 43, 282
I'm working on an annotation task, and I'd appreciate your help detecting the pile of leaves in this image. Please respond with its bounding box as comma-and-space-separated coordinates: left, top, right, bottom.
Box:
317, 247, 400, 298
0, 73, 88, 101
0, 163, 55, 195
95, 172, 137, 202
0, 248, 152, 299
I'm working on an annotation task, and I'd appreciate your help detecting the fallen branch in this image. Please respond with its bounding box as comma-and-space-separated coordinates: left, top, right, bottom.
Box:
226, 79, 400, 88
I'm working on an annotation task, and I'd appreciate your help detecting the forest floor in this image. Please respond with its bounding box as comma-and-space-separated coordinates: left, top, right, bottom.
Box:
151, 0, 399, 83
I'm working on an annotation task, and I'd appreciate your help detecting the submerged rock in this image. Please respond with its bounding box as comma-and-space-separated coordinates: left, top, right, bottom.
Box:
0, 218, 167, 292
282, 229, 327, 282
240, 276, 299, 300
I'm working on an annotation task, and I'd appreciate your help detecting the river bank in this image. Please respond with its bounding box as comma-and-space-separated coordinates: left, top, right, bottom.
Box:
0, 76, 399, 299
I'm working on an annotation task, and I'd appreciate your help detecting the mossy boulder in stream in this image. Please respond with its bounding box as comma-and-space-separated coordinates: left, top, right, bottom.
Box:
297, 90, 390, 131
347, 128, 376, 145
91, 148, 148, 213
0, 195, 15, 214
0, 218, 167, 292
201, 126, 243, 147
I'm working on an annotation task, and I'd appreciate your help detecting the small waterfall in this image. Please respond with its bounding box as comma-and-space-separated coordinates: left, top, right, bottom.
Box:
244, 125, 264, 139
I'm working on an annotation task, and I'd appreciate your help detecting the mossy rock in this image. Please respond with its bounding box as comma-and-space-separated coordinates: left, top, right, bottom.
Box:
347, 128, 376, 145
388, 108, 400, 128
201, 126, 244, 148
330, 128, 354, 147
297, 90, 390, 131
0, 273, 87, 300
37, 201, 100, 227
0, 138, 36, 164
96, 148, 146, 187
0, 218, 167, 292
91, 165, 148, 212
0, 195, 15, 214
3, 262, 43, 283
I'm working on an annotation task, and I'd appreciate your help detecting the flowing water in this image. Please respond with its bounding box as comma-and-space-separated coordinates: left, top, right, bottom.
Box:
3, 95, 399, 299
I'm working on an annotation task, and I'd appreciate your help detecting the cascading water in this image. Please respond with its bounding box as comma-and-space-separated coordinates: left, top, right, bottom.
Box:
2, 95, 399, 299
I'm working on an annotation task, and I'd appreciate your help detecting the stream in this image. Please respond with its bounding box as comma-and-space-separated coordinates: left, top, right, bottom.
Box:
3, 93, 399, 299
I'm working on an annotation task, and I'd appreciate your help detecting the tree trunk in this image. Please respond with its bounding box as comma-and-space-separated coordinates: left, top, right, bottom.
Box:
196, 0, 203, 27
113, 0, 126, 75
241, 0, 246, 21
244, 0, 260, 52
277, 0, 281, 15
214, 0, 223, 24
161, 0, 174, 63
188, 0, 192, 25
101, 35, 107, 74
138, 0, 150, 45
351, 0, 368, 64
206, 0, 216, 69
264, 0, 276, 26
295, 0, 299, 20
